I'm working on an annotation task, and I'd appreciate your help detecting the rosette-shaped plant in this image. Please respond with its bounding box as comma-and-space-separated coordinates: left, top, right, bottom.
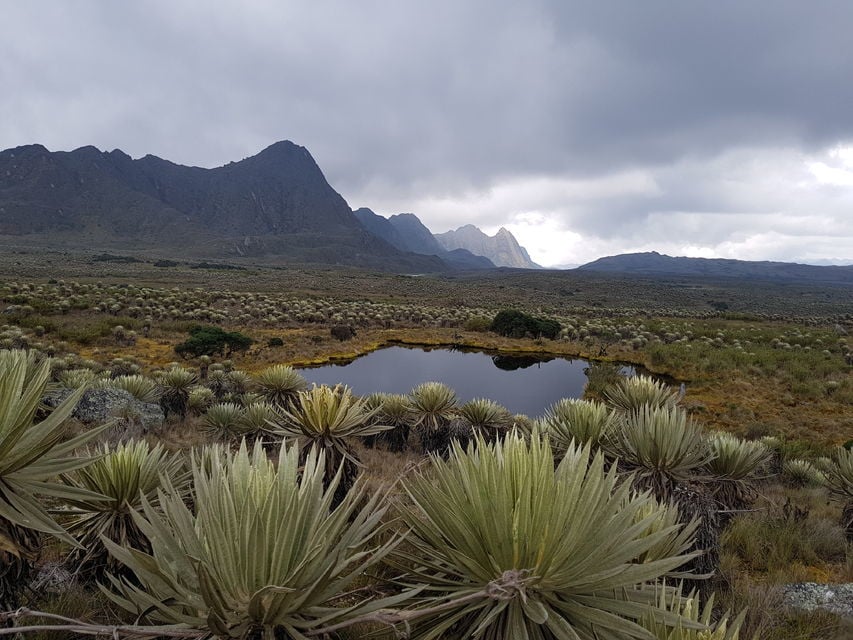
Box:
61, 439, 189, 579
605, 375, 680, 412
268, 385, 389, 499
252, 364, 307, 409
0, 349, 107, 607
612, 405, 713, 498
703, 433, 771, 509
103, 441, 402, 638
542, 398, 618, 456
409, 381, 458, 454
824, 447, 853, 537
397, 432, 700, 639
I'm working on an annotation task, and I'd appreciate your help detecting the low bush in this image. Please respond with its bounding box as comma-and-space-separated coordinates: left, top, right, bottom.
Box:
174, 325, 253, 358
489, 309, 561, 339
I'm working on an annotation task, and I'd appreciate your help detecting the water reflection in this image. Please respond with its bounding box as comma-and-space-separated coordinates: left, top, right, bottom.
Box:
297, 345, 633, 417
491, 354, 555, 371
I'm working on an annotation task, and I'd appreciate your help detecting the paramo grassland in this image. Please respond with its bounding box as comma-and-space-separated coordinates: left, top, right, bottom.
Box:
0, 250, 851, 639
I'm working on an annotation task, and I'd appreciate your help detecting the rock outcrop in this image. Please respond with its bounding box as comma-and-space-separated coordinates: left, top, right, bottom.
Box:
435, 225, 540, 269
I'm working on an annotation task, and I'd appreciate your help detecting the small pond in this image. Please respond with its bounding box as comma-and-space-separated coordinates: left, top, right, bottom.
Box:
297, 345, 637, 417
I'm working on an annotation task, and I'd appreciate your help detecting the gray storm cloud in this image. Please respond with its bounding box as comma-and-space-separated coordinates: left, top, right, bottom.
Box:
2, 0, 852, 266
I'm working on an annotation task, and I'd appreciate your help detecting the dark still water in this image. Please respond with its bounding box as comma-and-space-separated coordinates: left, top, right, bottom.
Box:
298, 346, 633, 418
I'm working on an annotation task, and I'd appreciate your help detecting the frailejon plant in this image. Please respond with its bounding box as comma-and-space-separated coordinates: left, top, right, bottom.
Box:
61, 439, 190, 579
252, 364, 308, 409
703, 433, 771, 509
631, 497, 700, 580
268, 385, 389, 500
237, 401, 277, 439
605, 375, 681, 412
201, 402, 249, 441
376, 393, 414, 452
409, 381, 458, 455
542, 398, 617, 456
458, 398, 510, 443
823, 447, 853, 537
611, 405, 713, 499
0, 349, 107, 607
108, 374, 160, 403
782, 458, 826, 488
639, 583, 747, 640
396, 432, 702, 639
103, 441, 403, 639
157, 366, 197, 420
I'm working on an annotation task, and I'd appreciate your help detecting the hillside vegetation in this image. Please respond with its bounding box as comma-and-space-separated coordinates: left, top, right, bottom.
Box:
0, 251, 851, 638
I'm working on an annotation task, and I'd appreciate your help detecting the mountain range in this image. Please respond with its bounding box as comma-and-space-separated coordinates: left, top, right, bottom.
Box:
353, 209, 495, 269
3, 140, 851, 284
579, 251, 853, 284
0, 141, 538, 272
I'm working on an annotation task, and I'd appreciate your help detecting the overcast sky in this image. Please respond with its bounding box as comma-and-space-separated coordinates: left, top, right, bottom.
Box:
3, 1, 853, 267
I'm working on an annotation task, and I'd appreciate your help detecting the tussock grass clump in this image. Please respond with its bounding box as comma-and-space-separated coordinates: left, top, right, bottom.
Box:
722, 502, 847, 574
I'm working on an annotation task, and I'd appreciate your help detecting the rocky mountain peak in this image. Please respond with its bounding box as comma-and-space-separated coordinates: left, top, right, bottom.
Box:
434, 225, 540, 269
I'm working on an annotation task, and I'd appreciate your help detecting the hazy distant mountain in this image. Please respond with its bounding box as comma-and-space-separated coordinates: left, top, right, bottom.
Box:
578, 251, 853, 284
435, 225, 541, 269
0, 141, 448, 272
353, 208, 494, 269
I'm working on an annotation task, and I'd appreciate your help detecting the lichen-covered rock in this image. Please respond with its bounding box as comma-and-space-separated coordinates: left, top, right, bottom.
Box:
782, 582, 853, 619
43, 387, 163, 431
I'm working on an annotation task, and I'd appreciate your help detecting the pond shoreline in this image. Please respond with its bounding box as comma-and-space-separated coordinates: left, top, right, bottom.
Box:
283, 329, 671, 378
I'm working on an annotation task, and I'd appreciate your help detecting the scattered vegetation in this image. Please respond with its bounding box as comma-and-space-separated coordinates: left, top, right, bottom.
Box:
0, 258, 851, 639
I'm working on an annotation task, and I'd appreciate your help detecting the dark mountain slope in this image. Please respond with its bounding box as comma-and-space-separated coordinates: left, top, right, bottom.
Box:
353, 208, 494, 269
387, 213, 445, 254
0, 142, 446, 271
578, 251, 853, 284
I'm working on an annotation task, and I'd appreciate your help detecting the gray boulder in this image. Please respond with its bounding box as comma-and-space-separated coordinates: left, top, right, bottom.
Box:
782, 582, 853, 619
43, 387, 164, 432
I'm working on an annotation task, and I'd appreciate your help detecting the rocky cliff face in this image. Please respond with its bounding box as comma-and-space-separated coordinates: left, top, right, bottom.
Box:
434, 225, 540, 269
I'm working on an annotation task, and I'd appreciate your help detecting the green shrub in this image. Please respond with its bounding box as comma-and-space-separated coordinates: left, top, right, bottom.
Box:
489, 309, 561, 339
174, 325, 253, 358
463, 316, 491, 332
